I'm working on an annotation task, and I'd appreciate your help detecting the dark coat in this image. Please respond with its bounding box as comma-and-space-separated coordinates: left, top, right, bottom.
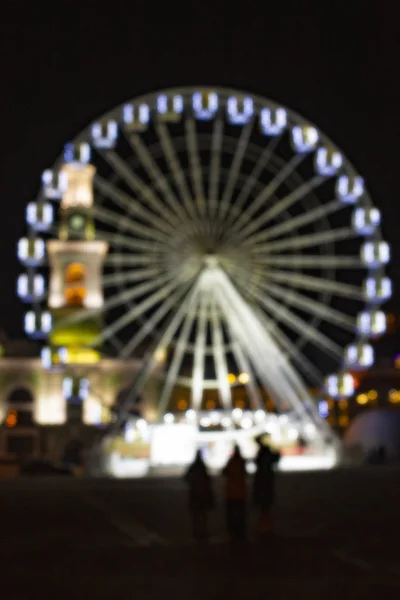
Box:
253, 446, 280, 508
184, 460, 215, 511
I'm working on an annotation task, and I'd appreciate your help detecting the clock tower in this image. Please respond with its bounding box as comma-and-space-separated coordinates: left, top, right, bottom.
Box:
45, 148, 108, 365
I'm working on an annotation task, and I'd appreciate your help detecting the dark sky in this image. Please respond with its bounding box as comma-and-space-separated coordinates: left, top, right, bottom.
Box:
0, 3, 398, 339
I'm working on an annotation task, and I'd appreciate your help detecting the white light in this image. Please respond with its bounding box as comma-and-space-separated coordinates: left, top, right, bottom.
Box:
79, 378, 90, 399
363, 276, 392, 303
42, 169, 68, 199
361, 241, 390, 268
192, 91, 218, 120
232, 408, 243, 421
352, 207, 380, 235
345, 343, 374, 368
279, 414, 289, 424
26, 202, 54, 231
315, 147, 343, 175
41, 347, 52, 369
336, 174, 364, 204
325, 373, 354, 398
304, 423, 316, 438
210, 411, 220, 425
200, 416, 211, 427
254, 409, 266, 422
18, 238, 45, 266
221, 417, 232, 428
240, 417, 253, 429
238, 372, 250, 384
164, 413, 174, 424
291, 125, 319, 153
357, 310, 386, 336
17, 273, 45, 301
124, 423, 135, 443
123, 104, 150, 129
64, 143, 91, 164
260, 107, 287, 135
227, 96, 254, 124
91, 120, 118, 149
185, 409, 197, 421
62, 377, 73, 399
136, 418, 147, 431
157, 94, 184, 117
288, 428, 299, 441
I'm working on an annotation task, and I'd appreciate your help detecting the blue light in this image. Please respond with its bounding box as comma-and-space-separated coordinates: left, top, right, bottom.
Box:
192, 92, 218, 120
318, 400, 329, 418
227, 96, 254, 125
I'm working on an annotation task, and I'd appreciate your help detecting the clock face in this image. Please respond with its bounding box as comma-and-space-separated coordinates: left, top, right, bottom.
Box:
69, 213, 86, 231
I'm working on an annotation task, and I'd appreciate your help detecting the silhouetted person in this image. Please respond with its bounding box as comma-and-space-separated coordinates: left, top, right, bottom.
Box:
184, 450, 215, 540
222, 444, 247, 541
253, 435, 280, 538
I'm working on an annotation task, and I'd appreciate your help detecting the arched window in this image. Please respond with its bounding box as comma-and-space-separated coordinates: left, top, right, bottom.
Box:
64, 263, 87, 307
8, 387, 34, 405
65, 263, 86, 284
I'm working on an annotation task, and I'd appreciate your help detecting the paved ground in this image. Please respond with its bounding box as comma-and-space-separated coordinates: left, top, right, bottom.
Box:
1, 467, 400, 599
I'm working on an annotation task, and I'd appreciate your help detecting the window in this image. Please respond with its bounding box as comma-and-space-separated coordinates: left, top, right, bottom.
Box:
65, 263, 86, 284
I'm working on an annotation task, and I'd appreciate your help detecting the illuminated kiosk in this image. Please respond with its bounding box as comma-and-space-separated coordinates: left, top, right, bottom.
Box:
17, 87, 391, 475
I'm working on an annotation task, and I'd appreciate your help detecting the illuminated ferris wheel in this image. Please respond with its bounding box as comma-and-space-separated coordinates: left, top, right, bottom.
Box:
17, 86, 390, 436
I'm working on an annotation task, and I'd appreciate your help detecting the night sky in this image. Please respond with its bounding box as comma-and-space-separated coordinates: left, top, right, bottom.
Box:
0, 4, 398, 343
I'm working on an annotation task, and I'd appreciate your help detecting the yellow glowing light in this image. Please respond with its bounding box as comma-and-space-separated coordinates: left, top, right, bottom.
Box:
338, 399, 348, 410
154, 347, 167, 363
235, 399, 245, 409
238, 372, 250, 385
227, 373, 236, 385
367, 390, 378, 400
205, 399, 216, 410
64, 348, 101, 365
65, 263, 86, 284
5, 409, 17, 428
177, 399, 188, 411
389, 389, 400, 403
356, 393, 368, 405
338, 415, 349, 428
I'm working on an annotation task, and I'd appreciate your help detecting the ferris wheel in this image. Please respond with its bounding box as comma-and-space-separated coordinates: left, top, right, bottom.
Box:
17, 86, 390, 438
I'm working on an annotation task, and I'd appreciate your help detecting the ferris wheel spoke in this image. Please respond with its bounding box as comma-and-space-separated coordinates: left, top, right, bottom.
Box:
155, 122, 198, 224
267, 269, 363, 300
91, 275, 188, 347
222, 314, 263, 410
158, 289, 201, 416
252, 227, 354, 254
128, 133, 192, 225
94, 175, 176, 238
101, 151, 181, 231
249, 199, 343, 245
265, 281, 355, 331
105, 253, 164, 267
217, 119, 254, 226
95, 228, 166, 254
251, 289, 342, 359
191, 291, 208, 411
223, 136, 281, 232
232, 175, 325, 246
92, 202, 172, 247
185, 118, 206, 219
255, 308, 323, 386
113, 281, 201, 427
222, 153, 305, 242
210, 296, 232, 409
120, 279, 194, 359
102, 267, 162, 288
256, 254, 362, 269
208, 118, 224, 220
